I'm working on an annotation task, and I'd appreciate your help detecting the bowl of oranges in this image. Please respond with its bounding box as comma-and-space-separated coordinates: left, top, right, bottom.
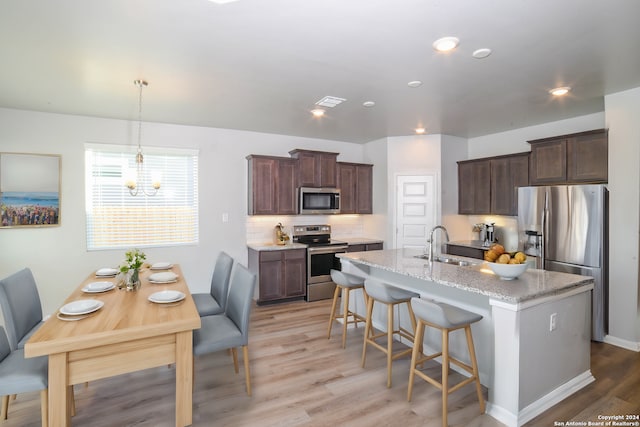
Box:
484, 243, 529, 280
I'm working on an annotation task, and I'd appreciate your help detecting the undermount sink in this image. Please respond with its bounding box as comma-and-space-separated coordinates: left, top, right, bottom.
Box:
413, 254, 471, 267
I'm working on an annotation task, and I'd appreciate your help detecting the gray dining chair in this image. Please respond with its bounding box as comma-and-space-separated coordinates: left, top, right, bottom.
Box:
0, 326, 48, 427
0, 268, 44, 350
192, 251, 234, 317
193, 263, 257, 396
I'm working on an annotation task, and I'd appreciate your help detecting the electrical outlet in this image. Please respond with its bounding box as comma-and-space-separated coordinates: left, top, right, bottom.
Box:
222, 213, 229, 223
549, 313, 557, 331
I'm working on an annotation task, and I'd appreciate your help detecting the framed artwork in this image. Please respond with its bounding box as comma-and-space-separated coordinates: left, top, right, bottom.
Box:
0, 153, 61, 228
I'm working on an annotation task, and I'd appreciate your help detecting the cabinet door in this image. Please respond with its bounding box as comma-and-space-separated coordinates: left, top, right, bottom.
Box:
283, 249, 306, 297
320, 153, 338, 187
490, 158, 511, 215
509, 154, 529, 214
248, 157, 277, 215
296, 152, 319, 187
529, 139, 567, 185
277, 159, 297, 214
458, 160, 490, 214
567, 131, 608, 183
337, 163, 356, 214
356, 164, 373, 214
347, 244, 366, 252
258, 251, 283, 302
490, 154, 529, 216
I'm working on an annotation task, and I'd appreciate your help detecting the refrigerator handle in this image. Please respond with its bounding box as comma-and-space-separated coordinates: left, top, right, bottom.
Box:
541, 190, 548, 270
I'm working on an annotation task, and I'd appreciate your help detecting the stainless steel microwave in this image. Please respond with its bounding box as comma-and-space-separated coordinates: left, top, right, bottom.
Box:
298, 187, 341, 215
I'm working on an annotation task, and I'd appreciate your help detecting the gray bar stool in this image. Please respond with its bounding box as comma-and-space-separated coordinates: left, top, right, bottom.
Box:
407, 297, 485, 427
362, 279, 419, 388
327, 270, 368, 348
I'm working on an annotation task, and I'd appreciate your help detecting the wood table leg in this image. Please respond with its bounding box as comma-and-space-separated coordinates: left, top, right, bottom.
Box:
175, 331, 193, 427
48, 353, 70, 427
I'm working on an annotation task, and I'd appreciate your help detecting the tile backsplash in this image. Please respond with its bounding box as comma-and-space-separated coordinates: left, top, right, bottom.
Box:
246, 215, 365, 244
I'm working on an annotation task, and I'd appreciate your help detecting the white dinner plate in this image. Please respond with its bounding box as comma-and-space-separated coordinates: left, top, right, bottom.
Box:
149, 272, 178, 283
150, 262, 173, 270
96, 267, 119, 277
82, 281, 115, 293
148, 290, 185, 304
149, 279, 178, 284
59, 299, 105, 316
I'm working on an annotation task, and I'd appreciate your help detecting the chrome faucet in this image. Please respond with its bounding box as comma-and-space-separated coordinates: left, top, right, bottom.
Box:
427, 225, 450, 262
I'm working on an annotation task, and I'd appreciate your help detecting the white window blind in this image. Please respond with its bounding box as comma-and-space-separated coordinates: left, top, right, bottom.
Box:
85, 143, 199, 250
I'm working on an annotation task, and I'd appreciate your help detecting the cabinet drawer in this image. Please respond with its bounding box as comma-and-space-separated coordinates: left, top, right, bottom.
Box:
260, 251, 283, 262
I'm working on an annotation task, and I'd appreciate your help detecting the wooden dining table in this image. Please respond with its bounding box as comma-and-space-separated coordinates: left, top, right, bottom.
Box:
24, 265, 201, 427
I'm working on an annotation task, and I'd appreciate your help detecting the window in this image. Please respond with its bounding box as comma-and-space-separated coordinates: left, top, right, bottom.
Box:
85, 143, 199, 250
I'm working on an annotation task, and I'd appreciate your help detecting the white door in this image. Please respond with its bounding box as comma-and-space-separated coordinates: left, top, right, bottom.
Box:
395, 175, 437, 250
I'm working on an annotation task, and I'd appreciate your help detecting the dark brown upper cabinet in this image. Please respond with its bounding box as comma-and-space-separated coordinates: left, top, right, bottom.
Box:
490, 153, 530, 215
337, 162, 373, 214
289, 149, 338, 188
529, 129, 607, 185
247, 155, 297, 215
458, 152, 529, 216
458, 159, 491, 214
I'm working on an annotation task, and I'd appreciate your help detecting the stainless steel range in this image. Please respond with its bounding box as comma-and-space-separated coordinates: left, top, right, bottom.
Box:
292, 225, 348, 301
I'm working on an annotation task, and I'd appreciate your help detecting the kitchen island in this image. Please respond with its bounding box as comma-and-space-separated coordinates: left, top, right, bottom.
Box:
337, 248, 595, 427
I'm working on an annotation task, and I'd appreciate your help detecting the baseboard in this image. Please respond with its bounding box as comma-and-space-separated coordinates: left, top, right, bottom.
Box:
486, 370, 595, 427
604, 335, 640, 352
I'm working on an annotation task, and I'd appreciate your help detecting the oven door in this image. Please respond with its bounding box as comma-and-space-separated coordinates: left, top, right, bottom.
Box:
306, 245, 348, 301
307, 245, 347, 284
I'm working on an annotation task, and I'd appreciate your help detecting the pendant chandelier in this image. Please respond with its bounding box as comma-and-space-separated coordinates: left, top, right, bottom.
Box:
125, 79, 160, 196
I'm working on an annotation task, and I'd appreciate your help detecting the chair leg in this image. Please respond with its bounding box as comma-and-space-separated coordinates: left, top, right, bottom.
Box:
232, 347, 239, 373
327, 285, 341, 339
242, 345, 251, 396
361, 296, 375, 368
386, 303, 394, 388
441, 329, 450, 427
40, 389, 48, 427
11, 394, 16, 401
1, 395, 8, 420
465, 325, 485, 414
407, 320, 425, 401
69, 386, 75, 417
341, 287, 350, 349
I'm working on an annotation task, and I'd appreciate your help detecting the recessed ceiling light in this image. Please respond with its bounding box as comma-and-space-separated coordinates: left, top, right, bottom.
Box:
208, 0, 239, 3
432, 36, 460, 52
415, 127, 426, 134
549, 86, 571, 96
311, 109, 325, 117
362, 101, 376, 108
472, 48, 492, 59
407, 80, 423, 88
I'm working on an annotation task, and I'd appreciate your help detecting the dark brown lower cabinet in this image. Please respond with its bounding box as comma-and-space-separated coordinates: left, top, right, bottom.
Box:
445, 244, 484, 260
249, 248, 306, 304
347, 242, 383, 252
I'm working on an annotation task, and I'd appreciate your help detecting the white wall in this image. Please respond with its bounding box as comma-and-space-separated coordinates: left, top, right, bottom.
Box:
386, 135, 442, 248
362, 137, 388, 242
468, 112, 605, 158
440, 135, 469, 241
0, 107, 367, 316
605, 87, 640, 346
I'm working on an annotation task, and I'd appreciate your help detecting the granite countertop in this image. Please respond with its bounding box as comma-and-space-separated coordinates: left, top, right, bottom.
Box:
247, 242, 308, 251
337, 248, 594, 304
337, 237, 384, 245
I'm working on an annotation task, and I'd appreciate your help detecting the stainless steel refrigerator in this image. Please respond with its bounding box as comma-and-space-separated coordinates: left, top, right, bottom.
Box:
517, 184, 608, 342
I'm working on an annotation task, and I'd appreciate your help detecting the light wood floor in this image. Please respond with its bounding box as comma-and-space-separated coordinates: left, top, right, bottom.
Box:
4, 299, 639, 426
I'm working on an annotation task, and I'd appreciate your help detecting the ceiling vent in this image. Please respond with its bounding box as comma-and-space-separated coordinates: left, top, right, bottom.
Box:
315, 96, 346, 108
